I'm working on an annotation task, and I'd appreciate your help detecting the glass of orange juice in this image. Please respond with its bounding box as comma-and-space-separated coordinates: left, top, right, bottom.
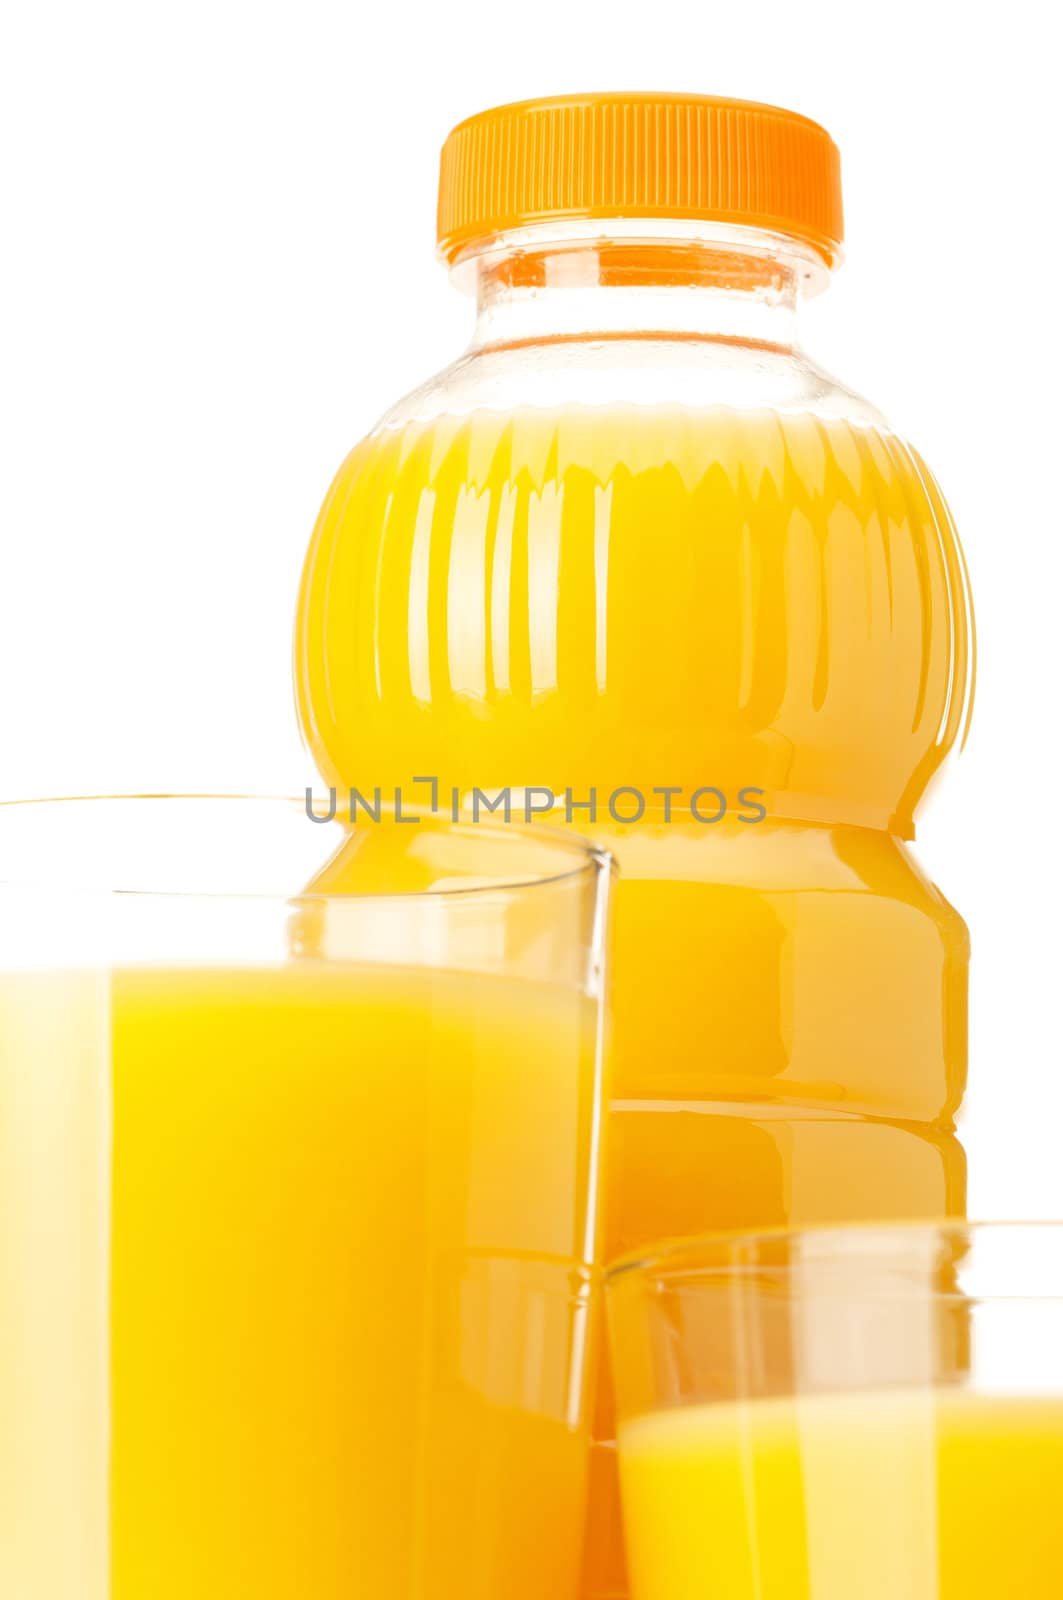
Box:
608, 1221, 1063, 1599
0, 795, 611, 1600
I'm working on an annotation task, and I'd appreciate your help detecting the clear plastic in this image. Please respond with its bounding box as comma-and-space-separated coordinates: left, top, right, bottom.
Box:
392, 220, 871, 420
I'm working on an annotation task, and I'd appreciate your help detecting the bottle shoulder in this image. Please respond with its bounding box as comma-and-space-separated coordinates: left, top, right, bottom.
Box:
373, 336, 890, 436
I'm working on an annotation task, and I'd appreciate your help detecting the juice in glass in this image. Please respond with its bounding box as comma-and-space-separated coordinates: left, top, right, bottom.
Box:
618, 1391, 1063, 1600
607, 1225, 1063, 1600
0, 799, 609, 1600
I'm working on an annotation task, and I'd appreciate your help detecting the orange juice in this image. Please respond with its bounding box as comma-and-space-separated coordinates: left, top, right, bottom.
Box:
296, 405, 972, 1591
294, 95, 975, 1595
0, 962, 600, 1600
618, 1391, 1063, 1599
297, 403, 971, 1224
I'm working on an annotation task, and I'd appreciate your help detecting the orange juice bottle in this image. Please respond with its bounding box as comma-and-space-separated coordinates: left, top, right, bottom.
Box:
294, 95, 974, 1598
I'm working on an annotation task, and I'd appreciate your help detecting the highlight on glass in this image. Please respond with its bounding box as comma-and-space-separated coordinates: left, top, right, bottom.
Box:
607, 1221, 1063, 1600
0, 795, 612, 1600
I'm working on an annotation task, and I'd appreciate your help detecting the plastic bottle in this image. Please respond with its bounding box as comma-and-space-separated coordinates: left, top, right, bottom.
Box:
294, 93, 975, 1598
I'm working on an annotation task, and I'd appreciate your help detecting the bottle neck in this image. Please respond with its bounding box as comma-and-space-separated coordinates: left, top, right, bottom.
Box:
462, 221, 824, 353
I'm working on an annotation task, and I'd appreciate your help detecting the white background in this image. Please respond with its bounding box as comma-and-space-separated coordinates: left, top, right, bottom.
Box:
1, 2, 1059, 1218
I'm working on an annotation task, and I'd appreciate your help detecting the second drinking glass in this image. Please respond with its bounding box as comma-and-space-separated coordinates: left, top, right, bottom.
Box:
608, 1222, 1063, 1599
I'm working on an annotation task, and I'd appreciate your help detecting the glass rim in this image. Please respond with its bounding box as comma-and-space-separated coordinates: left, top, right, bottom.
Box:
605, 1219, 1063, 1286
0, 793, 612, 904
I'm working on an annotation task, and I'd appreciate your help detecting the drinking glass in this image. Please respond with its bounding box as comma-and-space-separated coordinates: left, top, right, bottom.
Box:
607, 1221, 1063, 1599
0, 796, 611, 1600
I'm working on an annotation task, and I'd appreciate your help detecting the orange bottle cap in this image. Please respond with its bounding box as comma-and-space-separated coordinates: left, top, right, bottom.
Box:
437, 93, 843, 266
